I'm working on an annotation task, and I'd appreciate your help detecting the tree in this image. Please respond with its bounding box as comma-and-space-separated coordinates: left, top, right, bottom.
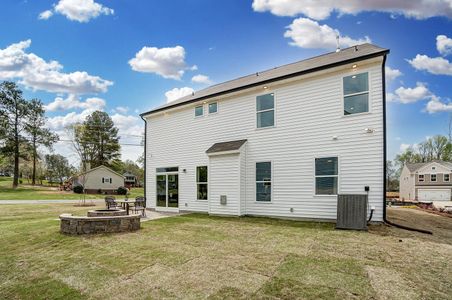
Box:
0, 81, 29, 188
25, 99, 58, 185
386, 160, 399, 191
70, 111, 120, 170
45, 154, 72, 184
431, 135, 448, 160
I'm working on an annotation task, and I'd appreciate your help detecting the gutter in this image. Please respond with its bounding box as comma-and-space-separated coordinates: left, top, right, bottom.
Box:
380, 53, 432, 235
140, 115, 147, 208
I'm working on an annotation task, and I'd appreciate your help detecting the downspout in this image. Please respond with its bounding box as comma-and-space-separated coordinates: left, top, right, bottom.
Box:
140, 115, 147, 208
381, 53, 432, 235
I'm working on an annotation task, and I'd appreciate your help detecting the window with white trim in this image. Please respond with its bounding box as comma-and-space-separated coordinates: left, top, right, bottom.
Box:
315, 157, 338, 195
256, 93, 274, 128
208, 102, 218, 114
343, 72, 369, 115
431, 174, 437, 182
445, 174, 450, 182
256, 162, 271, 201
102, 177, 112, 184
419, 174, 424, 182
195, 105, 203, 117
196, 166, 208, 200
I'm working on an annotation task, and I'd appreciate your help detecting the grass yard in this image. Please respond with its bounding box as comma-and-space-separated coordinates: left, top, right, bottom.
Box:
0, 205, 451, 299
0, 178, 144, 200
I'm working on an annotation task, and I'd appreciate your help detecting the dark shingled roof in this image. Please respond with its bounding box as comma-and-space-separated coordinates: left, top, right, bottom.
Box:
206, 139, 247, 154
141, 43, 389, 116
406, 161, 452, 172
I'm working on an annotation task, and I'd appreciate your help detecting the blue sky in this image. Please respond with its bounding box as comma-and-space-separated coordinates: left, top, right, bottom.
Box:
0, 0, 451, 163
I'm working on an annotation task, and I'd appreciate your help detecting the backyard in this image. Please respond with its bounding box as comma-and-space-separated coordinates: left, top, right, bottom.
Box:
0, 204, 451, 299
0, 177, 144, 200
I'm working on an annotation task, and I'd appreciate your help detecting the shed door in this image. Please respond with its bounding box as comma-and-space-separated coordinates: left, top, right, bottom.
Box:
418, 189, 451, 201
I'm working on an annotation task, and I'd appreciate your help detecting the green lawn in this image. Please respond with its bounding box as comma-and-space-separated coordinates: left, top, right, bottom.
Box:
0, 204, 451, 299
0, 178, 144, 200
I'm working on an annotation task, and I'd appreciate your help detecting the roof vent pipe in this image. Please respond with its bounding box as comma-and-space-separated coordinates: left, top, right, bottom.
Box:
335, 34, 340, 52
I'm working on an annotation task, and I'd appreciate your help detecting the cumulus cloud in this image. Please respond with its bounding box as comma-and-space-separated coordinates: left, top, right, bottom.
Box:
39, 0, 114, 22
129, 46, 192, 80
252, 0, 452, 20
44, 94, 106, 112
387, 82, 435, 104
0, 40, 112, 94
39, 10, 53, 20
437, 35, 452, 56
426, 98, 452, 113
399, 143, 413, 152
114, 106, 129, 114
385, 66, 402, 82
408, 54, 452, 75
191, 74, 212, 84
284, 18, 371, 50
165, 87, 194, 103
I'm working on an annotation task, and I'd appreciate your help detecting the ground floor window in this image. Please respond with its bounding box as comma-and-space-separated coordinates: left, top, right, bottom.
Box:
256, 162, 272, 202
197, 166, 208, 200
315, 157, 338, 195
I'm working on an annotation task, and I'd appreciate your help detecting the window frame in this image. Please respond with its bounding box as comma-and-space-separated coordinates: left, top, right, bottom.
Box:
208, 102, 218, 114
342, 71, 371, 117
194, 105, 204, 117
255, 161, 272, 202
196, 166, 208, 201
431, 174, 437, 182
444, 174, 450, 182
418, 174, 424, 182
314, 156, 339, 196
255, 92, 276, 129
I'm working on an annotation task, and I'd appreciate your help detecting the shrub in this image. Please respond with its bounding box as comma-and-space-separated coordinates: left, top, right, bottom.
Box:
73, 185, 84, 194
117, 186, 128, 195
97, 189, 102, 194
19, 180, 23, 184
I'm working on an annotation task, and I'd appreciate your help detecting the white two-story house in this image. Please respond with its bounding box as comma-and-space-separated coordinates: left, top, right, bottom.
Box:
141, 43, 389, 222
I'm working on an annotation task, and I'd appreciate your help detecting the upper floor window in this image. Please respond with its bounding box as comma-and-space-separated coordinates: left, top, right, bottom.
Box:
444, 174, 450, 182
315, 157, 338, 195
431, 174, 437, 182
419, 174, 424, 182
256, 162, 272, 201
196, 166, 208, 200
343, 72, 369, 115
256, 93, 274, 128
195, 105, 204, 117
208, 102, 218, 114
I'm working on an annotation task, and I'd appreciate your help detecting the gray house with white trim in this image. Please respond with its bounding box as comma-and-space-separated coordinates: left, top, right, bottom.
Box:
141, 43, 389, 222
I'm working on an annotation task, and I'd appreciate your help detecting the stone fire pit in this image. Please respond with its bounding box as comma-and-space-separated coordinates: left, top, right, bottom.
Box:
60, 210, 140, 235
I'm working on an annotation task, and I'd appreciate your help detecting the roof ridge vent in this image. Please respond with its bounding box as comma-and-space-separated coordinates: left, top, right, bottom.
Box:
354, 45, 359, 52
335, 34, 340, 52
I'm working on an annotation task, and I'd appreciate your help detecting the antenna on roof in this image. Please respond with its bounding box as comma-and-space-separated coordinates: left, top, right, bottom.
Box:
191, 92, 195, 96
335, 34, 341, 52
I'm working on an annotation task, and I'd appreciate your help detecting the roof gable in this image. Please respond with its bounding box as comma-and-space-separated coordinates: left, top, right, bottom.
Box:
417, 161, 452, 174
81, 165, 125, 178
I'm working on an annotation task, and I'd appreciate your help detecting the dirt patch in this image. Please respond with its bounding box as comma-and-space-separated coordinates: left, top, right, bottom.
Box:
370, 207, 452, 245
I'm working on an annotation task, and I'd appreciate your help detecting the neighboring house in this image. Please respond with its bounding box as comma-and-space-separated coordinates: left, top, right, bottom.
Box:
124, 172, 138, 188
140, 43, 389, 222
399, 161, 452, 202
72, 165, 125, 194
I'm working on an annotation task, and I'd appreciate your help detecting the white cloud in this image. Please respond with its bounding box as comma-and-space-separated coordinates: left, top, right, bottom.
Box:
38, 10, 53, 20
437, 35, 452, 56
129, 46, 189, 80
387, 82, 435, 104
284, 18, 371, 50
0, 40, 113, 94
399, 143, 412, 152
40, 0, 114, 23
408, 54, 452, 75
426, 98, 452, 113
385, 66, 402, 82
114, 106, 129, 114
252, 0, 452, 20
191, 74, 212, 84
44, 94, 106, 112
165, 87, 194, 103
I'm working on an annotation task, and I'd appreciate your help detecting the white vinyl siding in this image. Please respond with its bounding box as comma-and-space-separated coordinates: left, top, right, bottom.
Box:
145, 59, 384, 221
